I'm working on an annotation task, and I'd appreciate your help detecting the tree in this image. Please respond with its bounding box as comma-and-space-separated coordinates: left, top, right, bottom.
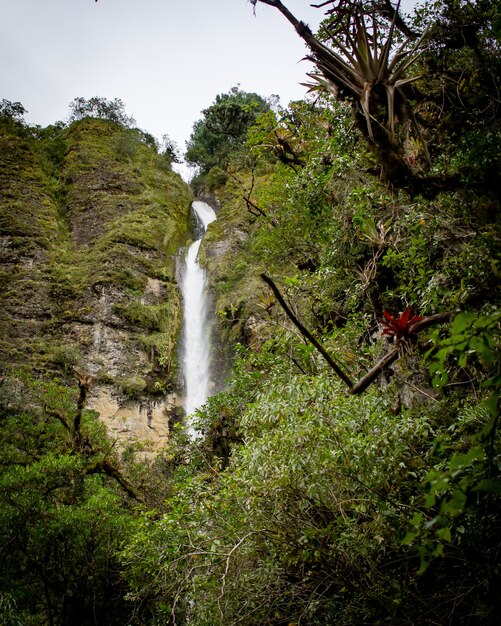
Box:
68, 96, 136, 127
0, 373, 142, 625
0, 99, 27, 122
185, 87, 270, 176
250, 1, 428, 187
160, 133, 181, 164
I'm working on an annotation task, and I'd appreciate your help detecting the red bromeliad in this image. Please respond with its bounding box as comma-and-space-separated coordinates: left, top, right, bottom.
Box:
381, 308, 424, 339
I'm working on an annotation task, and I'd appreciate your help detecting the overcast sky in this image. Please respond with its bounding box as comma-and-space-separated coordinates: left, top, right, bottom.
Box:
1, 0, 417, 170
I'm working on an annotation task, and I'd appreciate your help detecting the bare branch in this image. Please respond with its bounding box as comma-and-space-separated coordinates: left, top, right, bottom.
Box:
218, 531, 262, 620
73, 368, 91, 438
262, 273, 454, 394
409, 310, 454, 334
349, 347, 399, 394
261, 273, 354, 387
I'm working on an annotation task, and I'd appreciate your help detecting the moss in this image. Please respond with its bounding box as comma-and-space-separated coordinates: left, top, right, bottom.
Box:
1, 114, 192, 398
47, 246, 92, 299
110, 130, 142, 161
0, 270, 13, 291
113, 299, 179, 334
118, 375, 148, 399
45, 343, 82, 372
139, 332, 176, 371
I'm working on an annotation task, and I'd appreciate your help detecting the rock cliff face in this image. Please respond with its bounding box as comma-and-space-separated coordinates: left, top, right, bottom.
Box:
200, 178, 270, 376
0, 116, 192, 452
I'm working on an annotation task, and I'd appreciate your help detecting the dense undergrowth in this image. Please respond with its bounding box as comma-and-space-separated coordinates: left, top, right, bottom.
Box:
1, 1, 500, 624
122, 1, 500, 624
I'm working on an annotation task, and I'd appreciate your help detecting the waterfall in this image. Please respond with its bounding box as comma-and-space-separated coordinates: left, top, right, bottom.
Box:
180, 201, 217, 419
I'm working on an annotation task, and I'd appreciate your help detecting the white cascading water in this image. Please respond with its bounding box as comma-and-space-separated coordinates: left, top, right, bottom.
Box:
180, 201, 217, 419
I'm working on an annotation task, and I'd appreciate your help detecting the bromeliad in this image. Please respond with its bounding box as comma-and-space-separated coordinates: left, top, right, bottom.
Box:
381, 308, 424, 340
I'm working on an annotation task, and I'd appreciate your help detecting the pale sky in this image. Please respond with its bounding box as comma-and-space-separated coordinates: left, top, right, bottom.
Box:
1, 0, 417, 172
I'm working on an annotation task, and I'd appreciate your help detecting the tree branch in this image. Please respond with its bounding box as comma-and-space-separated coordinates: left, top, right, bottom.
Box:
44, 406, 71, 432
86, 459, 144, 503
261, 273, 354, 387
218, 531, 262, 620
379, 0, 420, 39
261, 273, 454, 394
73, 369, 91, 438
349, 347, 400, 394
409, 311, 454, 334
350, 312, 454, 394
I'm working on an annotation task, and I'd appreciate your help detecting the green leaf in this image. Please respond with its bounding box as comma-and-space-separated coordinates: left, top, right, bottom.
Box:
401, 530, 416, 545
472, 479, 501, 494
432, 542, 444, 558
441, 488, 467, 517
436, 526, 452, 543
449, 447, 485, 472
451, 312, 476, 334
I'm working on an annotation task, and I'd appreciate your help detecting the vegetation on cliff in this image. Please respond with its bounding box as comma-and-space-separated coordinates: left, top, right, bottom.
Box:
1, 0, 500, 624
0, 97, 191, 392
0, 98, 191, 624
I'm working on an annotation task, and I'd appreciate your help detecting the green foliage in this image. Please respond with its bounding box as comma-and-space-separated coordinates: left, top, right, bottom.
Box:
400, 309, 501, 575
426, 310, 501, 389
111, 129, 142, 159
0, 98, 27, 122
139, 331, 176, 371
307, 0, 429, 146
141, 3, 499, 621
118, 374, 148, 398
159, 133, 181, 164
68, 96, 136, 127
113, 299, 178, 333
2, 2, 501, 623
45, 342, 82, 371
402, 391, 500, 577
0, 375, 140, 625
0, 100, 29, 141
0, 592, 24, 626
31, 121, 68, 172
122, 367, 457, 624
185, 86, 270, 181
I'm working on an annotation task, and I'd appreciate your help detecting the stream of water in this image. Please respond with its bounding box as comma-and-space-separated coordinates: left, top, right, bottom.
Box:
180, 201, 217, 419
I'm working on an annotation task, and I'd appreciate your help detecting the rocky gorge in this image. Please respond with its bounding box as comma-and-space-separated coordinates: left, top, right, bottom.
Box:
0, 3, 499, 616
0, 114, 193, 452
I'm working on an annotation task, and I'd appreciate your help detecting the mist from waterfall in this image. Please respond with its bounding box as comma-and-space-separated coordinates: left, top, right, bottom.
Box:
180, 201, 216, 419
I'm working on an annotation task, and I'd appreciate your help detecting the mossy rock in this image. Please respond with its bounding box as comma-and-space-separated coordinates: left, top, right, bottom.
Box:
0, 115, 192, 401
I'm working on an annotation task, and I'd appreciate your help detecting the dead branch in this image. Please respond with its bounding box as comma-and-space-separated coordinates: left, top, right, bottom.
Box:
218, 531, 262, 620
261, 273, 354, 387
261, 273, 454, 394
73, 368, 91, 439
244, 195, 269, 220
228, 169, 278, 224
409, 311, 454, 334
349, 347, 400, 394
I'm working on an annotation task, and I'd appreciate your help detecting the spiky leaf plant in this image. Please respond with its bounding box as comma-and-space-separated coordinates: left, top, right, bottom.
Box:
252, 0, 431, 185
